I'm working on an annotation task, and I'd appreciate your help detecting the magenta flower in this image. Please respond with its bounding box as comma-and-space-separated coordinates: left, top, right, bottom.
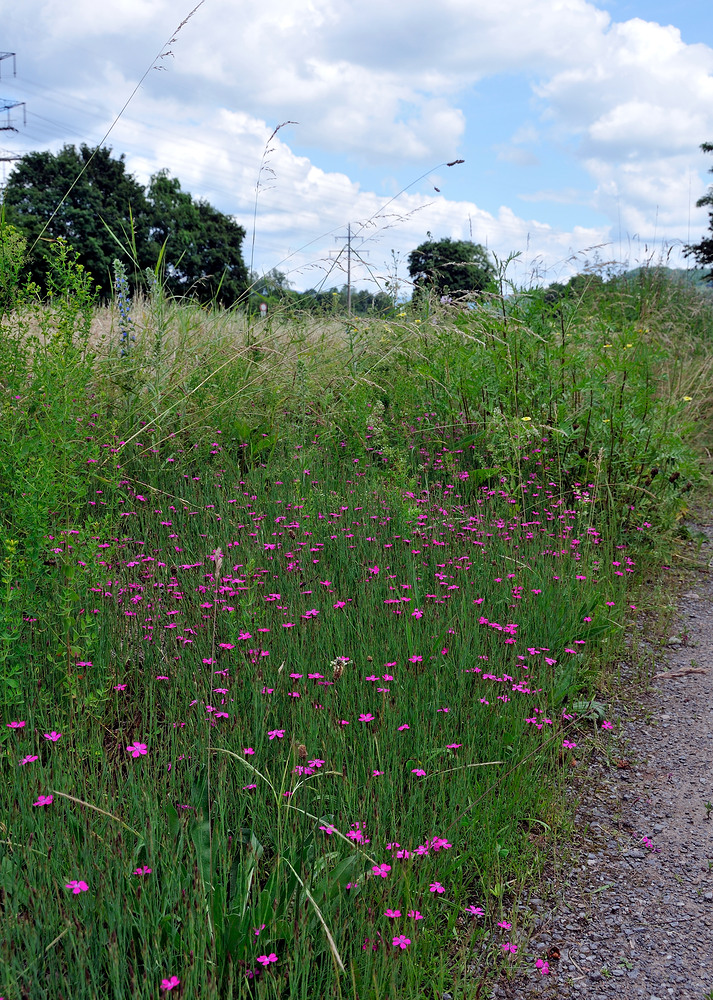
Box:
397, 723, 410, 731
359, 713, 375, 722
466, 905, 484, 917
65, 879, 89, 894
43, 731, 62, 741
411, 768, 426, 776
126, 742, 148, 757
133, 866, 152, 875
256, 953, 278, 966
19, 755, 39, 766
601, 720, 613, 730
392, 935, 410, 949
535, 958, 550, 975
160, 975, 181, 990
33, 794, 53, 807
497, 920, 512, 929
267, 729, 285, 740
501, 942, 517, 954
371, 863, 392, 878
562, 740, 577, 749
384, 908, 401, 918
243, 747, 255, 755
429, 882, 445, 894
6, 720, 25, 729
407, 910, 424, 920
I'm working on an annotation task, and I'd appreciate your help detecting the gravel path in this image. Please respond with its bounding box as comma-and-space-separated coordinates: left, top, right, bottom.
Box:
493, 527, 713, 1000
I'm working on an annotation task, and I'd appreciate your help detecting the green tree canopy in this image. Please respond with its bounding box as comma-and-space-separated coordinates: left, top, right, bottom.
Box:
2, 144, 151, 297
685, 142, 713, 280
146, 171, 248, 305
2, 145, 248, 305
407, 236, 495, 300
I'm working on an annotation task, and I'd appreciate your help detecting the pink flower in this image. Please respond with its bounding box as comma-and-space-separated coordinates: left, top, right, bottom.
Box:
43, 731, 62, 741
429, 882, 445, 894
243, 747, 255, 755
562, 740, 577, 749
267, 729, 285, 740
256, 953, 278, 966
466, 905, 484, 917
6, 720, 25, 728
384, 908, 401, 918
371, 863, 392, 878
359, 713, 375, 722
535, 958, 550, 975
411, 768, 426, 776
126, 742, 148, 757
601, 720, 613, 730
33, 794, 53, 807
397, 724, 410, 731
407, 910, 424, 920
502, 942, 517, 954
19, 755, 39, 766
133, 866, 152, 875
497, 920, 512, 929
392, 935, 411, 949
160, 975, 181, 990
65, 879, 89, 894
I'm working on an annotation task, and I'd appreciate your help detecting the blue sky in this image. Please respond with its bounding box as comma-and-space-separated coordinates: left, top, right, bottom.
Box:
2, 0, 713, 294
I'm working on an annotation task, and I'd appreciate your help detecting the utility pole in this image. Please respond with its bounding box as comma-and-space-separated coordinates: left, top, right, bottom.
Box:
332, 224, 369, 315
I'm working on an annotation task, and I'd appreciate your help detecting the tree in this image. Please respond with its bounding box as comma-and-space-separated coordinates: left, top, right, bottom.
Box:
2, 146, 249, 305
146, 171, 248, 306
407, 236, 495, 301
685, 142, 713, 280
2, 144, 152, 297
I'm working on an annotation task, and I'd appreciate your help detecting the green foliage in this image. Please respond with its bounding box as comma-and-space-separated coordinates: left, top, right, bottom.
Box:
685, 141, 713, 280
0, 218, 32, 316
407, 235, 495, 301
146, 170, 248, 306
3, 145, 249, 305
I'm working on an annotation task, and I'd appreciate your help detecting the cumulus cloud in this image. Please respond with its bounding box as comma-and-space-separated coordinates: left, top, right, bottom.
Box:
4, 0, 713, 288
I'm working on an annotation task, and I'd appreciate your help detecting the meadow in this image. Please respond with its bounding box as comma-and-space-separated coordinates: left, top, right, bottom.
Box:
1, 246, 712, 999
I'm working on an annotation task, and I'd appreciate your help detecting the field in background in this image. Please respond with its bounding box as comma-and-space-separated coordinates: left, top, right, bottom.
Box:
1, 253, 712, 999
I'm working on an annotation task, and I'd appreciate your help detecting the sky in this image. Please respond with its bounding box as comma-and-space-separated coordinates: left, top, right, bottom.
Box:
2, 0, 713, 296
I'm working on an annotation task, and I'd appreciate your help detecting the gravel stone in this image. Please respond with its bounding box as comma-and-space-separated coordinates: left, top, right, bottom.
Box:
495, 523, 713, 1000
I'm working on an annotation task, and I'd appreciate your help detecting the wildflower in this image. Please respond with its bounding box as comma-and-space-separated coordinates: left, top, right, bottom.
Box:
502, 942, 517, 954
466, 905, 484, 917
535, 958, 550, 975
160, 975, 181, 991
392, 934, 411, 949
359, 713, 375, 722
601, 720, 613, 730
371, 863, 391, 878
256, 953, 278, 966
562, 740, 577, 749
19, 755, 39, 766
6, 721, 25, 729
397, 724, 410, 731
43, 731, 62, 741
33, 794, 53, 807
133, 866, 152, 875
243, 747, 255, 755
126, 742, 148, 757
267, 729, 285, 740
411, 768, 426, 776
408, 910, 424, 920
385, 908, 401, 918
497, 920, 512, 930
429, 882, 445, 894
65, 880, 89, 894
254, 923, 266, 936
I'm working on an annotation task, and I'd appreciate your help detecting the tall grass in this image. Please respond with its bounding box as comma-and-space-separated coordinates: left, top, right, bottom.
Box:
1, 243, 712, 999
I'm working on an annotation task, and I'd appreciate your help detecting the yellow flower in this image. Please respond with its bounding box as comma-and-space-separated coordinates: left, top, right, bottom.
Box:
521, 416, 531, 421
625, 343, 633, 348
683, 396, 692, 401
603, 418, 610, 423
603, 343, 612, 348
